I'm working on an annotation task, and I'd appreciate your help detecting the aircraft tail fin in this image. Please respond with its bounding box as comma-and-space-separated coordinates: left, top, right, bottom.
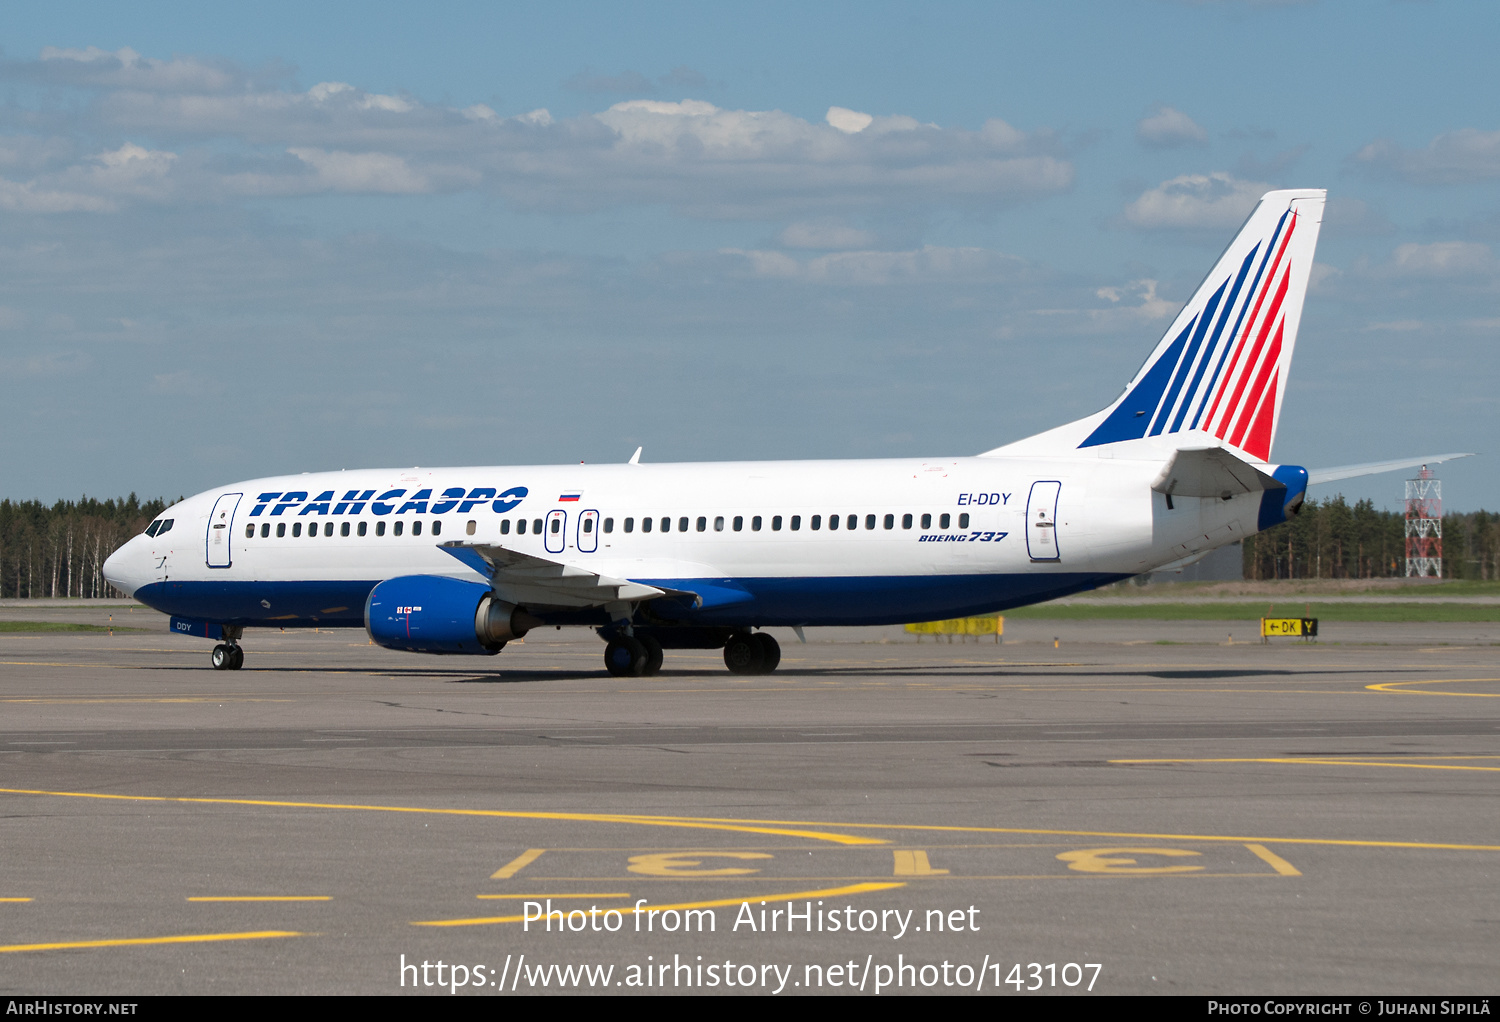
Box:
986, 188, 1325, 462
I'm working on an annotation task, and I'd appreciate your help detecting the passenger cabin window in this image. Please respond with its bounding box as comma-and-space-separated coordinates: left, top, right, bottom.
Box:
624, 517, 634, 533
921, 513, 932, 530
811, 515, 821, 530
661, 517, 671, 533
642, 517, 652, 533
714, 516, 724, 532
516, 519, 526, 535
790, 515, 801, 531
752, 516, 762, 531
292, 523, 302, 538
865, 514, 876, 530
902, 514, 913, 529
432, 521, 442, 537
412, 521, 422, 537
828, 514, 839, 531
550, 518, 560, 534
959, 513, 970, 529
696, 516, 706, 532
940, 513, 950, 529
324, 522, 334, 536
604, 518, 614, 533
884, 514, 895, 530
583, 518, 593, 534
277, 523, 286, 538
733, 516, 743, 532
533, 519, 543, 533
678, 517, 689, 533
358, 522, 368, 537
772, 516, 782, 531
466, 520, 476, 536
341, 522, 350, 537
394, 521, 404, 537
245, 524, 254, 538
376, 521, 386, 537
261, 523, 270, 538
846, 514, 857, 530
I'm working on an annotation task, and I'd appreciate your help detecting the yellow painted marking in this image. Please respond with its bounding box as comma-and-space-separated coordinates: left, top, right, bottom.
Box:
413, 882, 904, 928
1245, 844, 1300, 876
0, 930, 301, 954
1058, 847, 1204, 874
187, 896, 330, 902
893, 850, 949, 876
491, 848, 546, 879
0, 898, 33, 903
627, 852, 771, 877
477, 893, 630, 900
1114, 757, 1500, 774
1367, 678, 1500, 697
1, 697, 290, 705
0, 787, 883, 846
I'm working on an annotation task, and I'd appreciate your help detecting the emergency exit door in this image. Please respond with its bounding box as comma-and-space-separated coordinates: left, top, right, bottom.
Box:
1025, 481, 1061, 562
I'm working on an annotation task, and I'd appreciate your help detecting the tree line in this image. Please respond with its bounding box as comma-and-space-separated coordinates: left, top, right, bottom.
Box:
0, 496, 171, 599
2, 492, 1499, 598
1244, 496, 1500, 580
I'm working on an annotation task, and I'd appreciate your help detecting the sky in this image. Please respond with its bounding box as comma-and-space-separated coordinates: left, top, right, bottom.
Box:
1, 0, 1496, 511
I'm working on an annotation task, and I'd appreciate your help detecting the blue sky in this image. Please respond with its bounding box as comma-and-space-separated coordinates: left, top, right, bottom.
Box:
2, 1, 1496, 510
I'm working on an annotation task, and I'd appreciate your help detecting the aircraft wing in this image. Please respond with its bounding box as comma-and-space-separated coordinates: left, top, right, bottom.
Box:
1151, 446, 1282, 499
437, 541, 672, 609
1307, 453, 1473, 485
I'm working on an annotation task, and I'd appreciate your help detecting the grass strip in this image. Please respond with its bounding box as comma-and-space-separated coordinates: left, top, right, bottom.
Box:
0, 621, 150, 633
1004, 602, 1500, 623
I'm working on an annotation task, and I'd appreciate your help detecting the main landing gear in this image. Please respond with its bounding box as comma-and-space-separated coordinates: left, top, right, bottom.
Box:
210, 643, 244, 671
603, 633, 664, 677
723, 632, 780, 675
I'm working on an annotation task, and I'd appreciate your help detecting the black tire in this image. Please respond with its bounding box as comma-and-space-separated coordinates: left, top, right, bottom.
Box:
752, 633, 780, 674
722, 633, 764, 675
211, 644, 231, 671
604, 637, 647, 677
227, 646, 245, 671
639, 634, 664, 676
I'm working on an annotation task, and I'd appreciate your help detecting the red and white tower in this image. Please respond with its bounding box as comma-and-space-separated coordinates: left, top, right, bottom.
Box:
1405, 465, 1442, 578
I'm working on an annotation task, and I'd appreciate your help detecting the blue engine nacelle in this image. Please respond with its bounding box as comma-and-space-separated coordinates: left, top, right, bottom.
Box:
364, 575, 537, 655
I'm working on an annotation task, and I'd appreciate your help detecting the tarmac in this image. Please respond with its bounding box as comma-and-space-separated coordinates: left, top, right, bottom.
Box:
0, 601, 1496, 995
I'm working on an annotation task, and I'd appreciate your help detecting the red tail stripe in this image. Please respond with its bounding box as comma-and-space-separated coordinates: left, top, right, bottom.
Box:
1203, 212, 1298, 432
1229, 317, 1284, 449
1242, 367, 1280, 461
1215, 262, 1291, 442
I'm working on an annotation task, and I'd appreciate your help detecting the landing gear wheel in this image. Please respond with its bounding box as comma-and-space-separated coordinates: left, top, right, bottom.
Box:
227, 646, 244, 671
638, 634, 664, 676
604, 637, 648, 677
211, 644, 232, 671
752, 633, 780, 674
723, 633, 765, 675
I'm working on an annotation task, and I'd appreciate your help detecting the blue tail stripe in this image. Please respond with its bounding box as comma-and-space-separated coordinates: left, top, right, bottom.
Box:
1189, 210, 1288, 430
1149, 280, 1225, 437
1170, 246, 1258, 434
1079, 316, 1196, 448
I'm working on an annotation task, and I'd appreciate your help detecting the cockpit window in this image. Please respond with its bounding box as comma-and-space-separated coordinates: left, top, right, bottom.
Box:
144, 519, 174, 538
145, 522, 160, 537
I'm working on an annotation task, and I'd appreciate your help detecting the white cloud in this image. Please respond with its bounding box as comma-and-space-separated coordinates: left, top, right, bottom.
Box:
827, 107, 874, 134
1388, 241, 1495, 277
29, 45, 246, 93
718, 245, 1017, 285
288, 148, 438, 194
1124, 172, 1267, 230
0, 177, 113, 212
1135, 106, 1207, 148
1354, 129, 1500, 185
779, 221, 879, 249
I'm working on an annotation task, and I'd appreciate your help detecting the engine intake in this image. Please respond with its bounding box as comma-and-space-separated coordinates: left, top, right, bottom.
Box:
365, 575, 538, 655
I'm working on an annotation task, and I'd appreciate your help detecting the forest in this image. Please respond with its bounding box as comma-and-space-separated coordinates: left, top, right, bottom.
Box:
1, 492, 1498, 599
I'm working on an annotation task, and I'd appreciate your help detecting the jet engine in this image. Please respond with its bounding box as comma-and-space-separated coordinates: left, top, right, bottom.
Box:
364, 575, 538, 655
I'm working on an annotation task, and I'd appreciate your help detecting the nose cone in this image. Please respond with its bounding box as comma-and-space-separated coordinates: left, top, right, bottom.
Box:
103, 534, 150, 599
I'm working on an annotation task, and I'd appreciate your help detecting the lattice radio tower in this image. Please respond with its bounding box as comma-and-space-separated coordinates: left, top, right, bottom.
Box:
1405, 465, 1442, 578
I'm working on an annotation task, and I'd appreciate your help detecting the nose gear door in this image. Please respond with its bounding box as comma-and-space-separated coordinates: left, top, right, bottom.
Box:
206, 493, 243, 568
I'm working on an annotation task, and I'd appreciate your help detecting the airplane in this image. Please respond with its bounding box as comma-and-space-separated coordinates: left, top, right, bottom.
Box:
101, 188, 1470, 676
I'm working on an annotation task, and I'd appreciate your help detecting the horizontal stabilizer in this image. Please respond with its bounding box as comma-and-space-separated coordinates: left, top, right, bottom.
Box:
1308, 453, 1474, 485
1151, 446, 1282, 499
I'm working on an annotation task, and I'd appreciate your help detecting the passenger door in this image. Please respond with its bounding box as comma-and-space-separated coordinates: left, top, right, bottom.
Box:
1025, 481, 1062, 563
545, 509, 567, 554
206, 493, 242, 568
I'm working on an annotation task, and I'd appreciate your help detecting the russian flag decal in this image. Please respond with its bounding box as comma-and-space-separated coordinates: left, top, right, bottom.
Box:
558, 492, 581, 502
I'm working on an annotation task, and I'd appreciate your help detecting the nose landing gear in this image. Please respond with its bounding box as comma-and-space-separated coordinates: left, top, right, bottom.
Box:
210, 643, 244, 671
